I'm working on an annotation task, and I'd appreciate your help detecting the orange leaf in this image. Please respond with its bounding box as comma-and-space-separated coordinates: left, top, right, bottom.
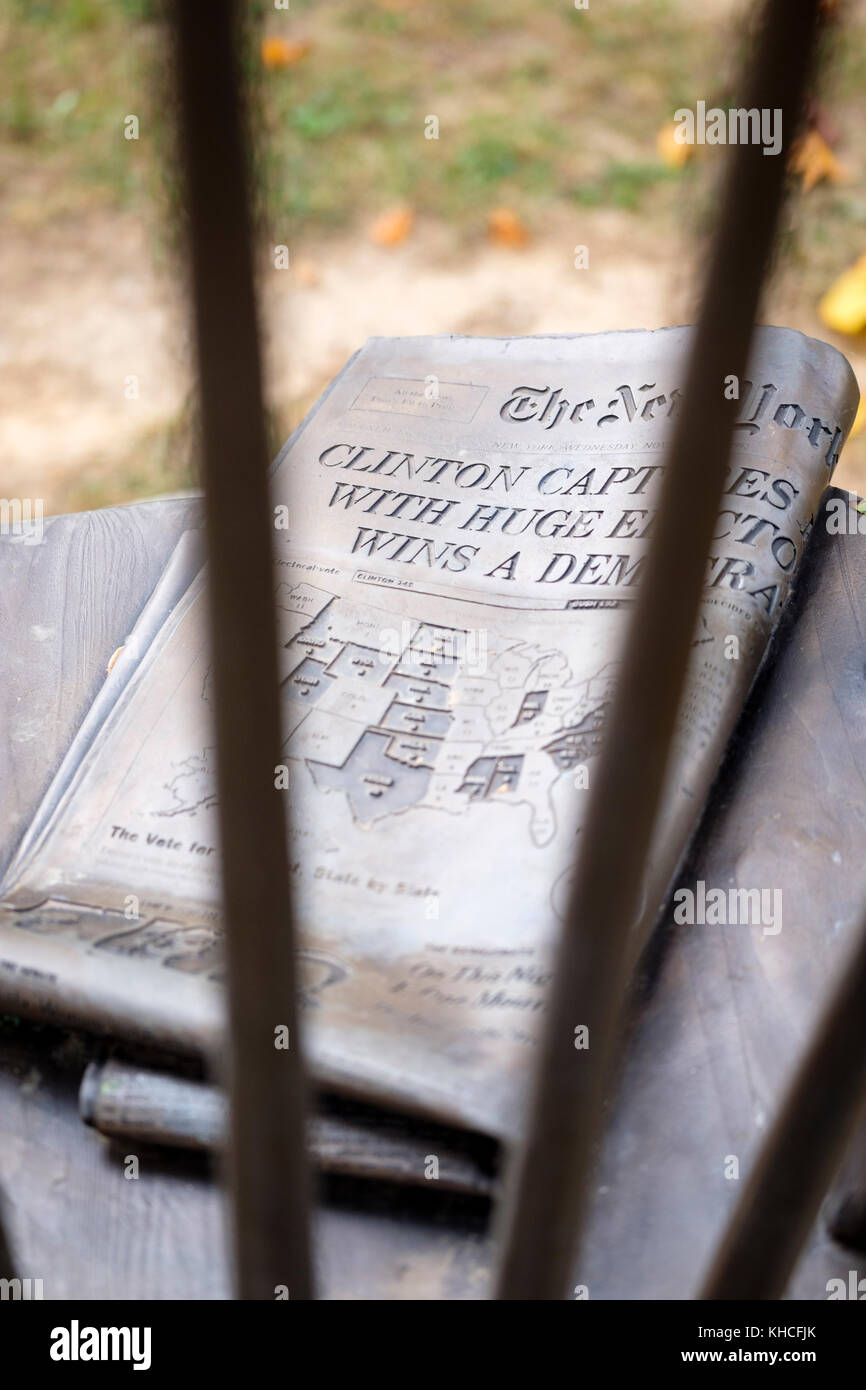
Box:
261, 37, 310, 70
655, 120, 691, 169
293, 257, 321, 288
791, 129, 847, 193
487, 207, 529, 249
369, 206, 414, 247
819, 252, 866, 336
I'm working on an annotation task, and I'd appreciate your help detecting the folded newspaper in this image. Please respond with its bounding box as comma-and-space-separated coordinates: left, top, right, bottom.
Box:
0, 328, 857, 1144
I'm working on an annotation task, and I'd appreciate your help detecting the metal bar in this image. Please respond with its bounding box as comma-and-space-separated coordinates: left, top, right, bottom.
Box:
169, 0, 314, 1299
0, 1191, 14, 1283
825, 1107, 866, 1252
494, 0, 824, 1301
699, 921, 866, 1299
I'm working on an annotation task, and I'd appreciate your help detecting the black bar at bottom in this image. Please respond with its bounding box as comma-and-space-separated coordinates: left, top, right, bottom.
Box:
2, 1297, 862, 1373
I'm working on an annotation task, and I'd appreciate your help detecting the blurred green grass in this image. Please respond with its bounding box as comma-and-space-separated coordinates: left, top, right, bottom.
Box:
4, 0, 864, 243
0, 0, 717, 229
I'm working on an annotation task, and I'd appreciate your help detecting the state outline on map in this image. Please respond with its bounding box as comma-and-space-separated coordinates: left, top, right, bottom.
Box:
279, 586, 616, 847
150, 579, 617, 848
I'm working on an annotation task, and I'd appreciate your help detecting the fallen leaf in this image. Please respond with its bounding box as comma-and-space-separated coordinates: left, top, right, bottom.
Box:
261, 37, 310, 70
487, 207, 529, 248
369, 206, 414, 246
791, 128, 847, 193
819, 253, 866, 335
293, 257, 321, 288
655, 120, 691, 169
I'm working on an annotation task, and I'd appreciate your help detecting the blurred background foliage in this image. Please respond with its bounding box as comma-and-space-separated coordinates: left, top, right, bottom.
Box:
2, 0, 866, 508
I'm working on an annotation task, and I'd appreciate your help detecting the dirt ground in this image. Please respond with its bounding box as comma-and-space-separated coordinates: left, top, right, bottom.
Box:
4, 201, 866, 509
3, 0, 866, 508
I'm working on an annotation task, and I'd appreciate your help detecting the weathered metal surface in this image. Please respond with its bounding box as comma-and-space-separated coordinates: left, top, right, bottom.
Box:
0, 329, 856, 1148
1, 480, 865, 1298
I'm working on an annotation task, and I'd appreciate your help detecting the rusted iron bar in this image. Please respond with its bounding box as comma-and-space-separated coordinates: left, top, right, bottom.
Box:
170, 0, 314, 1299
700, 921, 866, 1299
494, 0, 824, 1301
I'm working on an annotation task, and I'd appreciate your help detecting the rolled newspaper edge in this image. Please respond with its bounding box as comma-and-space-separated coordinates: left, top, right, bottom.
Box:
80, 1058, 496, 1197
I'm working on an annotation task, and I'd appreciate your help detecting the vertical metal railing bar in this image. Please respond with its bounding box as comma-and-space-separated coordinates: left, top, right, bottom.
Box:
170, 0, 314, 1299
0, 1195, 14, 1283
699, 919, 866, 1299
825, 1100, 866, 1251
494, 0, 824, 1301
